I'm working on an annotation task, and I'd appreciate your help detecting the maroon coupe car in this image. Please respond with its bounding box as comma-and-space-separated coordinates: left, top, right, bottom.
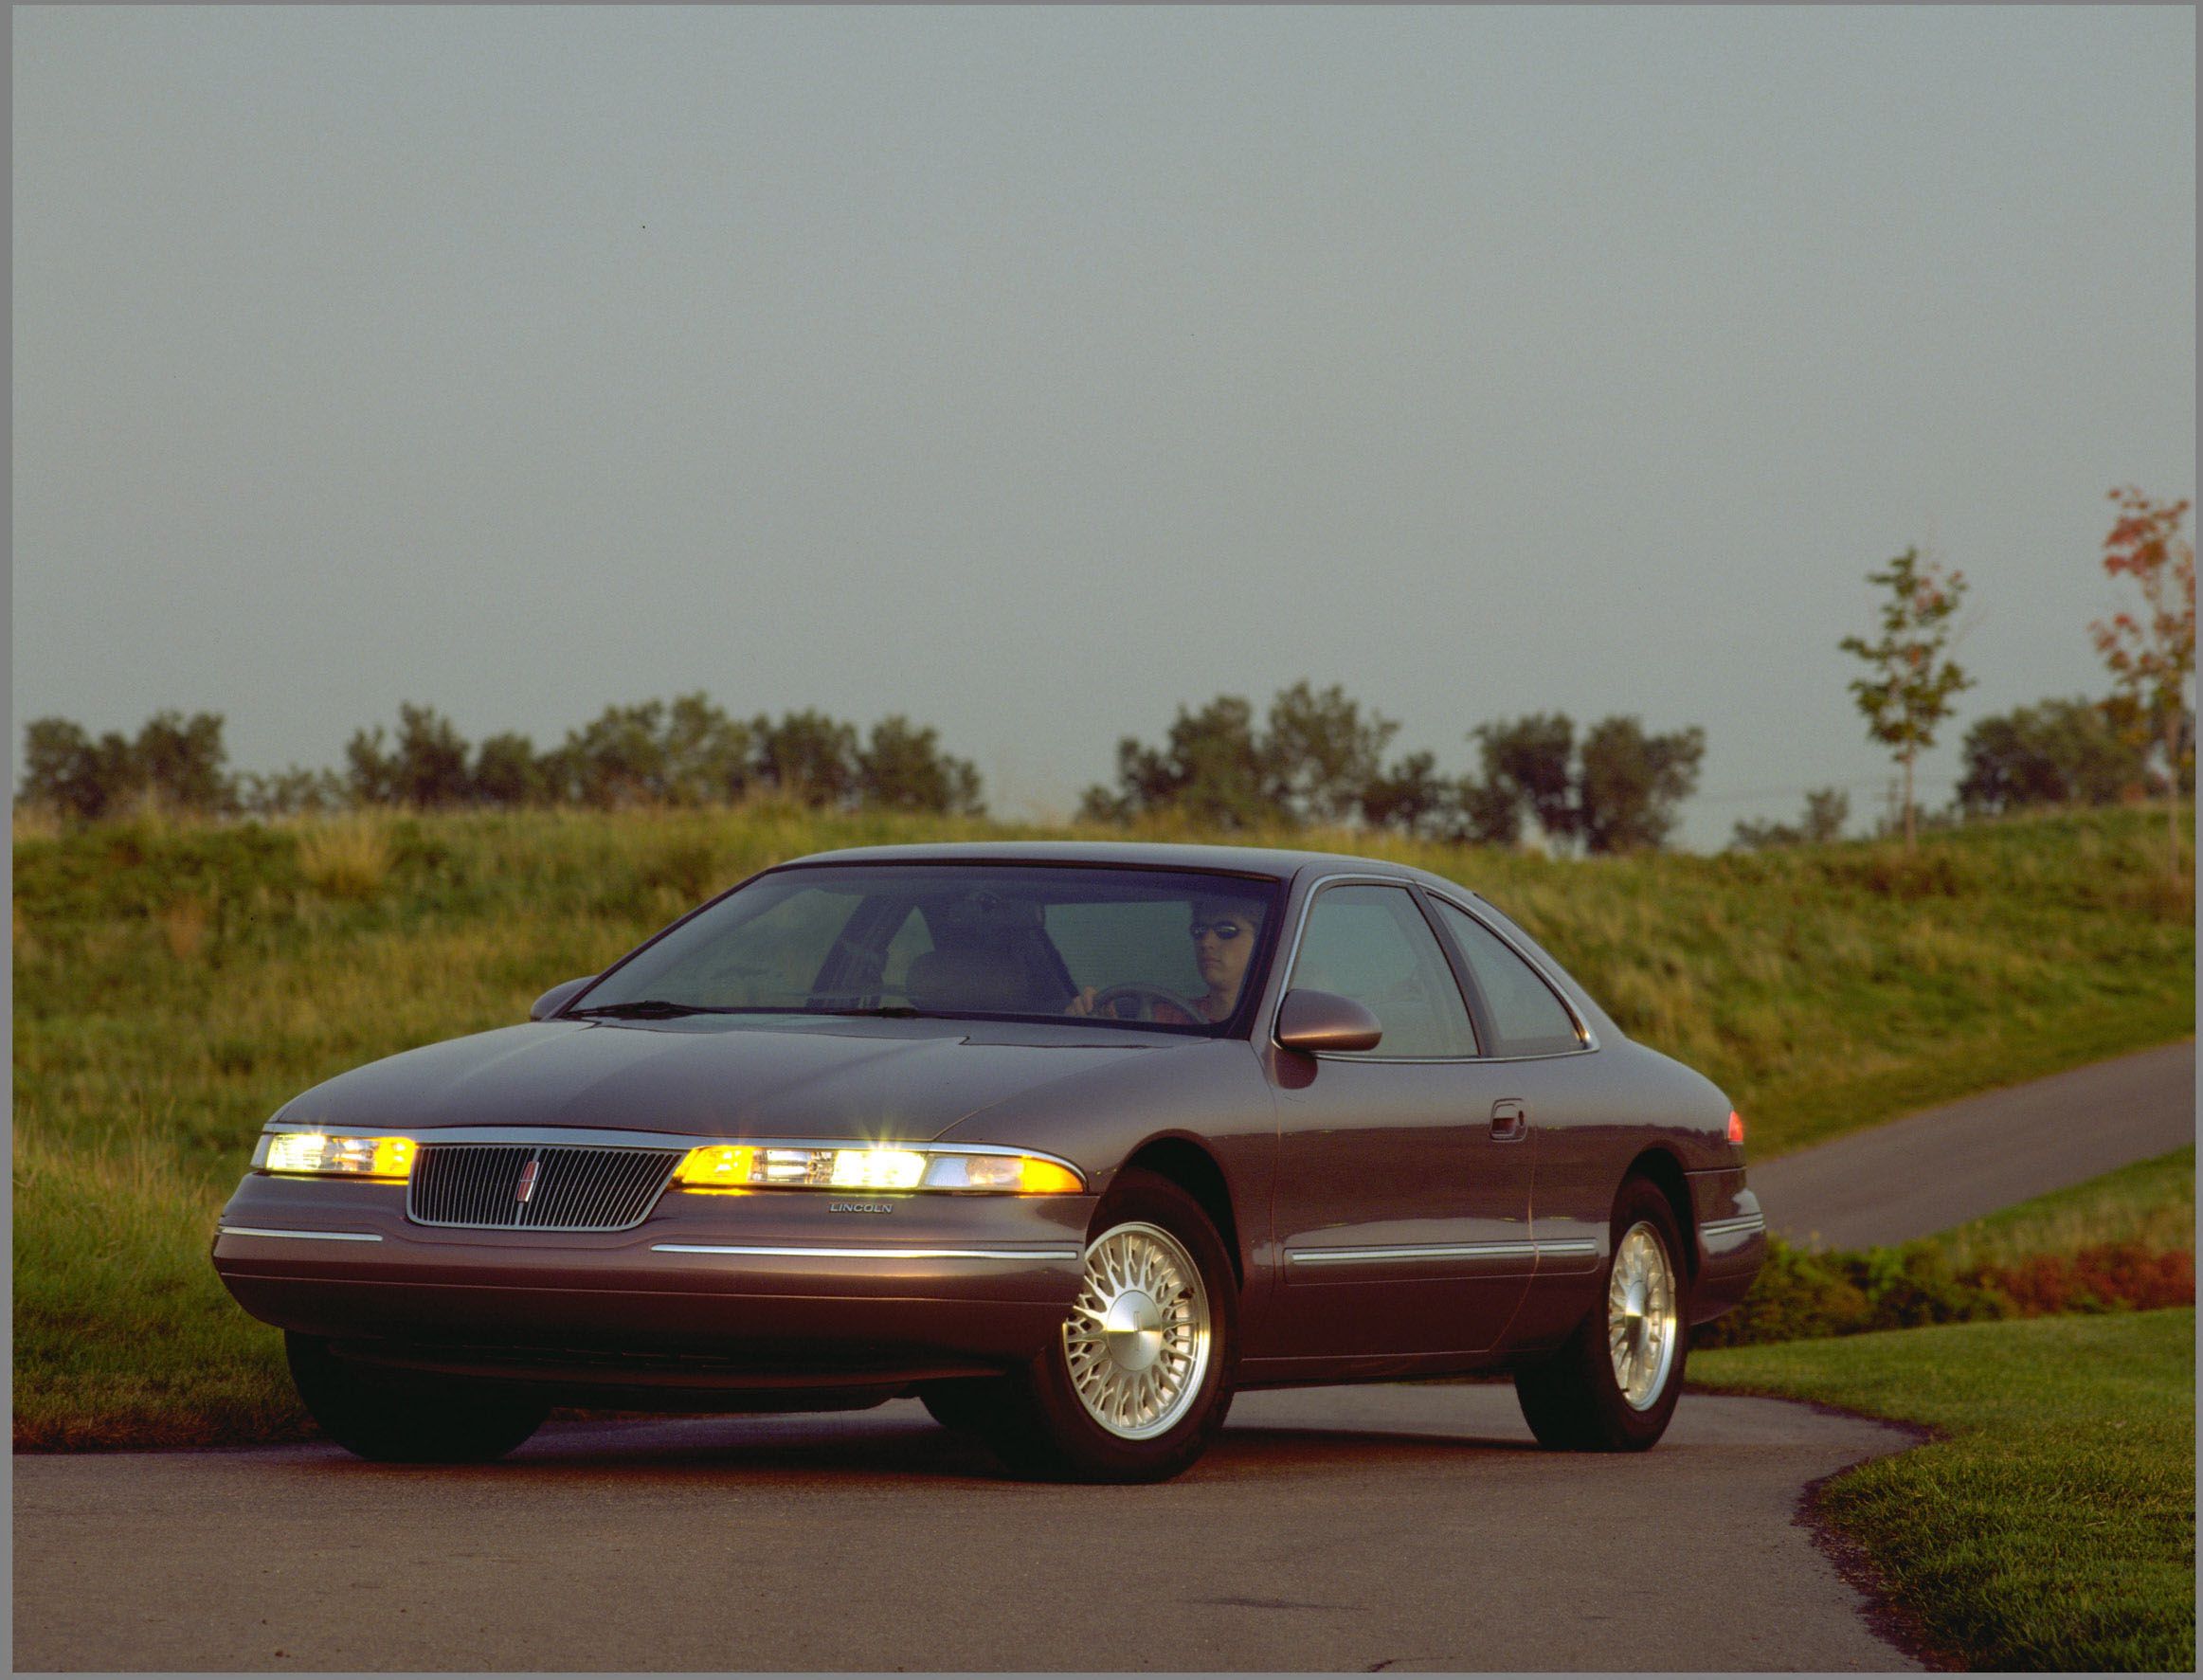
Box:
211, 842, 1766, 1481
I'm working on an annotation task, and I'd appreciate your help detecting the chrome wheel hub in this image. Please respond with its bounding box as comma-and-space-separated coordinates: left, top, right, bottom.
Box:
1062, 1222, 1211, 1440
1608, 1220, 1677, 1412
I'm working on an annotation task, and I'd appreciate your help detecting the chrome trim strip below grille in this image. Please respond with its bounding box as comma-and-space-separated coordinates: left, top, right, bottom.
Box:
651, 1243, 1083, 1261
218, 1226, 383, 1242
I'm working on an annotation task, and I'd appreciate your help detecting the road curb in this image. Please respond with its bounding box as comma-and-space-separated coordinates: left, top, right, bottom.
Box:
1693, 1381, 1954, 1671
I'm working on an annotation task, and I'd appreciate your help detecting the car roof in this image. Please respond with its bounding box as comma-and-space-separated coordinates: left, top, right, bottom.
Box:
778, 838, 1454, 886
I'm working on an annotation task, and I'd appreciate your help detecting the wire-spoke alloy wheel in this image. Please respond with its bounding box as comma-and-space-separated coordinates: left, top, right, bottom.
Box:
978, 1168, 1237, 1482
1513, 1176, 1689, 1452
1607, 1219, 1677, 1411
1063, 1221, 1213, 1440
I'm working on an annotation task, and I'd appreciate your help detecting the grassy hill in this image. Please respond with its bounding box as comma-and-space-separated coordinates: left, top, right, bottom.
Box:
11, 800, 2194, 1447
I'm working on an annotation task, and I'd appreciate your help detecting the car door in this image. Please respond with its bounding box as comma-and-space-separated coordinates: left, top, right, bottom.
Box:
1265, 880, 1537, 1359
1423, 892, 1610, 1292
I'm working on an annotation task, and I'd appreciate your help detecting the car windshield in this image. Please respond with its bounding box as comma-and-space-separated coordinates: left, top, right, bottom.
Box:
572, 863, 1285, 1035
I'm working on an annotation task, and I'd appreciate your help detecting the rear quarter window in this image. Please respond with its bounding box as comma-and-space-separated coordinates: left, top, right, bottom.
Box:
1431, 897, 1585, 1057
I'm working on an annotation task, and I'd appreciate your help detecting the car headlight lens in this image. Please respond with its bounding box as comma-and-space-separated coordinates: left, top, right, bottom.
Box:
262, 1133, 417, 1180
922, 1153, 1084, 1193
674, 1145, 1082, 1194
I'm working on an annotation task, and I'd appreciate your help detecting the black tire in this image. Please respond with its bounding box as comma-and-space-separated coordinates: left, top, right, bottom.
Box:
1513, 1177, 1690, 1452
978, 1169, 1237, 1483
286, 1333, 551, 1464
917, 1377, 1014, 1435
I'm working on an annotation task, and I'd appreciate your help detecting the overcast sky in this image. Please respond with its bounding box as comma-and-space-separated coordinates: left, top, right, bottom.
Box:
12, 6, 2195, 848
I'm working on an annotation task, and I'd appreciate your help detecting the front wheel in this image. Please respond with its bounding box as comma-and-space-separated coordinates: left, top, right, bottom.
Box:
286, 1333, 551, 1464
978, 1170, 1237, 1482
1513, 1177, 1688, 1452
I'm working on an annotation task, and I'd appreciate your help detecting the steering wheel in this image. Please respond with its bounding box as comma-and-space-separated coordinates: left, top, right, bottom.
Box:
1088, 982, 1207, 1023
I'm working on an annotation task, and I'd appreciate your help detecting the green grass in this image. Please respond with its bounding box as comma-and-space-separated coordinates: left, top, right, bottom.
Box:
11, 800, 2194, 1448
1693, 1310, 2196, 1671
1930, 1146, 2195, 1272
10, 1127, 309, 1449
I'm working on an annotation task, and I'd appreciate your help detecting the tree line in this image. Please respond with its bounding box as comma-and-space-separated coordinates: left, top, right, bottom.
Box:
17, 696, 984, 822
1078, 681, 1707, 855
19, 490, 2191, 857
16, 680, 1711, 854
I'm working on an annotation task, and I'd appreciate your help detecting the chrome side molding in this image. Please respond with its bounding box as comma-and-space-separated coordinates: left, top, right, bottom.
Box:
1286, 1237, 1598, 1266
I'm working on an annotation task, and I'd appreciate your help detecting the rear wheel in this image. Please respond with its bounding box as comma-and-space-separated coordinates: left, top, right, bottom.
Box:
978, 1169, 1237, 1482
1513, 1177, 1688, 1452
286, 1333, 551, 1464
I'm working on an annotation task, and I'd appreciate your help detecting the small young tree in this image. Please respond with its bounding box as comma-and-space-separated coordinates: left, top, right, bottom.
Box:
2089, 487, 2195, 871
1839, 549, 1973, 849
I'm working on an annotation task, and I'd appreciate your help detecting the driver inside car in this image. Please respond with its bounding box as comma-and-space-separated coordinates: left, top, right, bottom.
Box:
1065, 896, 1266, 1025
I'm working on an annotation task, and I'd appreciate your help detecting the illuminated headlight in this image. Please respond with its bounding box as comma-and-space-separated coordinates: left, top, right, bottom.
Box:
260, 1132, 416, 1180
674, 1145, 1083, 1195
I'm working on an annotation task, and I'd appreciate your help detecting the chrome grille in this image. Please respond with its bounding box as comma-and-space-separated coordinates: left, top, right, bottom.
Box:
407, 1144, 680, 1232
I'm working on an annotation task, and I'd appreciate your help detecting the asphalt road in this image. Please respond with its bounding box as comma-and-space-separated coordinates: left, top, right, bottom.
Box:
12, 1383, 1920, 1673
1752, 1038, 2196, 1251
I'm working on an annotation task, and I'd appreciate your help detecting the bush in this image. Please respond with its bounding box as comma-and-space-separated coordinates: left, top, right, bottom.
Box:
1693, 1237, 2007, 1348
1691, 1235, 2194, 1349
1990, 1243, 2195, 1316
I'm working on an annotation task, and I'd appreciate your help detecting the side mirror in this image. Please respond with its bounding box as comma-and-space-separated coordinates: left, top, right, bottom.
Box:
1275, 988, 1383, 1055
530, 975, 597, 1021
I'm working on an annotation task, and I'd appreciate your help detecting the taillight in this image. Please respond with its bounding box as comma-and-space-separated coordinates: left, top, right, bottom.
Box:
1727, 1110, 1745, 1146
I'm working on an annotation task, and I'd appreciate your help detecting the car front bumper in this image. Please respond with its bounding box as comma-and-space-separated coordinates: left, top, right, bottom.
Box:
211, 1170, 1094, 1395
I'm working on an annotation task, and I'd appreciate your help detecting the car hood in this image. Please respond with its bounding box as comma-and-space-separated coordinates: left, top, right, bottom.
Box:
272, 1015, 1175, 1143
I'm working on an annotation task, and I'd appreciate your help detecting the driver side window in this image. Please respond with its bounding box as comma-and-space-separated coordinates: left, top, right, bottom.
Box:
1288, 884, 1478, 1057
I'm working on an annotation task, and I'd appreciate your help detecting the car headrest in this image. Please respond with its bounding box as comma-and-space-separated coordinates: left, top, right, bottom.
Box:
926, 891, 1045, 946
904, 948, 1033, 1015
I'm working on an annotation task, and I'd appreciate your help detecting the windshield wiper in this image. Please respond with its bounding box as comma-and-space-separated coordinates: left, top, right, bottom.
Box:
567, 1000, 726, 1020
811, 1003, 928, 1019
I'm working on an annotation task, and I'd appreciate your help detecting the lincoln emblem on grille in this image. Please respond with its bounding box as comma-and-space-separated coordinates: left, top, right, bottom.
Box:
515, 1155, 542, 1204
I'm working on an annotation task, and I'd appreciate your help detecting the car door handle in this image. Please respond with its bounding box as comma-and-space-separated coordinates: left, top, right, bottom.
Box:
1490, 1099, 1527, 1141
